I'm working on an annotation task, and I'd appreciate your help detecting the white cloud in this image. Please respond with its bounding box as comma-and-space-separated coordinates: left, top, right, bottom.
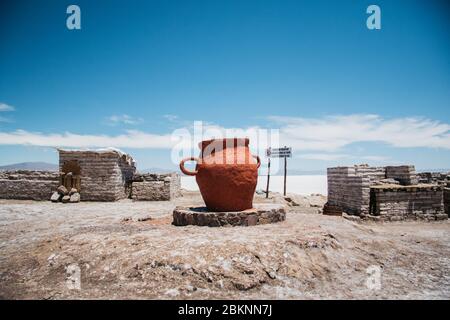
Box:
361, 155, 389, 161
0, 117, 12, 123
0, 103, 15, 112
163, 114, 179, 122
296, 153, 349, 161
0, 130, 174, 149
297, 153, 389, 162
269, 114, 450, 151
0, 114, 449, 155
106, 114, 143, 126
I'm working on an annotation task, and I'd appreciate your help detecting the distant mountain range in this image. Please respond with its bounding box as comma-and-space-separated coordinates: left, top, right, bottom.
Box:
1, 162, 448, 175
140, 167, 179, 174
0, 162, 59, 171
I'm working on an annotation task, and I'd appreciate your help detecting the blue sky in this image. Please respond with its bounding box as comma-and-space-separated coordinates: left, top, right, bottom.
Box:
0, 0, 449, 172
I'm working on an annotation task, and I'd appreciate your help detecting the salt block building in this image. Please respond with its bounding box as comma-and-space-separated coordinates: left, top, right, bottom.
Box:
58, 148, 136, 201
0, 148, 181, 202
324, 164, 449, 221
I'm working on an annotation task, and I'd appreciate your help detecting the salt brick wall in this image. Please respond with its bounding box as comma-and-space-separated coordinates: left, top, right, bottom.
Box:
385, 165, 418, 185
0, 170, 59, 200
59, 150, 136, 201
131, 173, 181, 201
327, 167, 372, 215
354, 166, 386, 184
444, 188, 450, 216
371, 186, 445, 220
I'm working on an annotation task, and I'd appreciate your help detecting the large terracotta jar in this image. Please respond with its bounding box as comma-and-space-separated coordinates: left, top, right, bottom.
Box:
180, 138, 260, 212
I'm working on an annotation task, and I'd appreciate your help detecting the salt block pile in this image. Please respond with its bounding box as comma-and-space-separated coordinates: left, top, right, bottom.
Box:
50, 185, 80, 203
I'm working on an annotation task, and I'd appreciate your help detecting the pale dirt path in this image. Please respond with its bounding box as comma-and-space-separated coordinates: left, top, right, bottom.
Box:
0, 191, 449, 299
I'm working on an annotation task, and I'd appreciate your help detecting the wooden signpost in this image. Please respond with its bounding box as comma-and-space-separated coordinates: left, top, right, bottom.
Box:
265, 146, 292, 197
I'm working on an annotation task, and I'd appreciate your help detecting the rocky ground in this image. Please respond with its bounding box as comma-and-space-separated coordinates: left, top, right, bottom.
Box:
0, 190, 449, 299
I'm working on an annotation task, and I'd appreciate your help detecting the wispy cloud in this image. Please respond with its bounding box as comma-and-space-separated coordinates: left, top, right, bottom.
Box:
269, 114, 450, 151
0, 102, 15, 122
0, 103, 15, 112
0, 116, 13, 123
297, 153, 389, 162
105, 114, 144, 126
0, 114, 449, 154
0, 130, 174, 149
296, 153, 349, 161
162, 114, 179, 122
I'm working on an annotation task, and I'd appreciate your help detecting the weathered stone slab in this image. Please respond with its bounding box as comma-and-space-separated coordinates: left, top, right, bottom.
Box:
172, 204, 286, 227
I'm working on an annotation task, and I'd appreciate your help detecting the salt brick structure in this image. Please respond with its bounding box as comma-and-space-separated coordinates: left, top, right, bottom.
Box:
131, 173, 181, 201
58, 149, 136, 201
445, 188, 450, 216
0, 149, 182, 202
325, 164, 448, 221
0, 170, 59, 200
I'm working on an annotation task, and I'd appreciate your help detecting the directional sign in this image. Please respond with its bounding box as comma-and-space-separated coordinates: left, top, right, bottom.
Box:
265, 146, 292, 197
266, 147, 291, 158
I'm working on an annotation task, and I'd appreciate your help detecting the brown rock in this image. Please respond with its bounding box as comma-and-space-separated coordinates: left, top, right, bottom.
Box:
50, 191, 61, 202
69, 193, 80, 203
57, 185, 68, 195
246, 215, 258, 226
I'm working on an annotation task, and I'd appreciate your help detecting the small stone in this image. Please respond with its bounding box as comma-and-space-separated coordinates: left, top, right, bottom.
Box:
246, 215, 258, 226
367, 215, 381, 222
50, 191, 61, 202
342, 212, 361, 222
47, 253, 56, 261
164, 288, 179, 297
69, 192, 80, 203
57, 185, 68, 195
62, 195, 70, 203
185, 284, 196, 292
69, 188, 78, 195
133, 214, 152, 222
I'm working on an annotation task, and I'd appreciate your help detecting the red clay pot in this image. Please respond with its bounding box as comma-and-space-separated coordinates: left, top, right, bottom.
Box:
180, 138, 260, 212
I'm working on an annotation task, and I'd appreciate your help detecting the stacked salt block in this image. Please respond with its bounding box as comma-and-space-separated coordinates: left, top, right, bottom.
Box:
0, 170, 59, 200
444, 188, 450, 216
385, 165, 418, 185
326, 166, 372, 215
354, 164, 386, 184
325, 164, 448, 221
370, 185, 446, 221
417, 172, 450, 186
59, 149, 136, 201
131, 173, 181, 201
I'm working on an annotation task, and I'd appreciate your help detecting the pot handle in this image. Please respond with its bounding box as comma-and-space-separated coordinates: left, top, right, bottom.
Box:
180, 157, 199, 176
253, 155, 261, 169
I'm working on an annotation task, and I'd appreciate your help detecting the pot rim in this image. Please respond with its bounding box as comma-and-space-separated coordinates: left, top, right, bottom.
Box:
198, 138, 249, 150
